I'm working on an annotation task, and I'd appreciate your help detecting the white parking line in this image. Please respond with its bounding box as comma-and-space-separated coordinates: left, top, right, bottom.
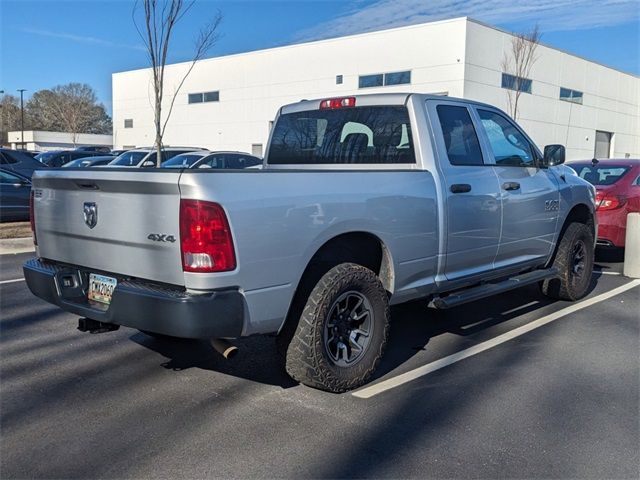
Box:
353, 279, 640, 399
0, 278, 25, 285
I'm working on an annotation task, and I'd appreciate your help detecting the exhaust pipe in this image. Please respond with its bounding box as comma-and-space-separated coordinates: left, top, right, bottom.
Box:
210, 338, 238, 360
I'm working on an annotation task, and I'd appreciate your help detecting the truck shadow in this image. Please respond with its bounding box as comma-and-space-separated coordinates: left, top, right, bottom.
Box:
131, 273, 604, 390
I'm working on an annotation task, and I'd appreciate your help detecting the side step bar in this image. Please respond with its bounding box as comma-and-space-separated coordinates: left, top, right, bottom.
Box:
430, 267, 558, 309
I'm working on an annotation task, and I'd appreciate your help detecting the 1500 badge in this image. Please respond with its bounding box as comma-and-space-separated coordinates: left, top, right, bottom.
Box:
147, 233, 176, 243
545, 200, 560, 211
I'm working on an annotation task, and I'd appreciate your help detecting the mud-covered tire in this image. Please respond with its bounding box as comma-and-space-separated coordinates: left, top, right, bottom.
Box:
281, 263, 390, 393
541, 222, 594, 301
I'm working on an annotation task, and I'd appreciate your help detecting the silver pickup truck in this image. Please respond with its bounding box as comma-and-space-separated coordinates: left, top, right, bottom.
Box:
24, 93, 596, 392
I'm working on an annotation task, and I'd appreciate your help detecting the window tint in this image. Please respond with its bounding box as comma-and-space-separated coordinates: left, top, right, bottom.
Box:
225, 155, 262, 169
436, 105, 484, 166
203, 91, 219, 102
359, 74, 384, 88
111, 151, 148, 166
384, 71, 411, 86
568, 165, 630, 186
478, 110, 535, 167
560, 87, 583, 105
162, 154, 204, 168
0, 152, 17, 164
0, 170, 23, 183
268, 106, 415, 165
501, 73, 532, 93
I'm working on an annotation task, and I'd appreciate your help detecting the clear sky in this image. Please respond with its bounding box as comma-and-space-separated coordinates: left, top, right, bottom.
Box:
1, 0, 638, 114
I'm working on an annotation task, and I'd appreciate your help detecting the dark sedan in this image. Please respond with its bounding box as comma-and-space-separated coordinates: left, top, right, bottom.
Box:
0, 168, 31, 222
35, 150, 104, 168
0, 148, 47, 178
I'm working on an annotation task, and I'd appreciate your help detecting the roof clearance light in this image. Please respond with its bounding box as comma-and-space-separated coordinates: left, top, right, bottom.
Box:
319, 97, 356, 110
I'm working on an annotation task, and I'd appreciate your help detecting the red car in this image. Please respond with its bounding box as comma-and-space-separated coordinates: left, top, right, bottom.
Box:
568, 159, 640, 247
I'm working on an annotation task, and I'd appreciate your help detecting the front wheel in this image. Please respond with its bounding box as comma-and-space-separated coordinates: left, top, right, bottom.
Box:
282, 263, 390, 393
541, 222, 594, 301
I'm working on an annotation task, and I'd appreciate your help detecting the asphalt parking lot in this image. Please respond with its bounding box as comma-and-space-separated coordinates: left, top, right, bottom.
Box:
1, 250, 638, 479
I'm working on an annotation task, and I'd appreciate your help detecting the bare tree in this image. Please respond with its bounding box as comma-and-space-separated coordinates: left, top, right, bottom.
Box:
0, 94, 21, 145
501, 25, 541, 120
133, 0, 221, 166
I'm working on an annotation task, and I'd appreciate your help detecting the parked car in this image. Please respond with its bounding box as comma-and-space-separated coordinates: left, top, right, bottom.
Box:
108, 147, 202, 168
567, 159, 640, 248
0, 148, 47, 177
24, 93, 595, 393
35, 150, 105, 168
62, 155, 116, 168
0, 168, 31, 222
161, 151, 262, 169
75, 146, 112, 154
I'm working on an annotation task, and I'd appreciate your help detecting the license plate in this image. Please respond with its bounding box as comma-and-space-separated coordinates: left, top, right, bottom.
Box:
88, 273, 117, 305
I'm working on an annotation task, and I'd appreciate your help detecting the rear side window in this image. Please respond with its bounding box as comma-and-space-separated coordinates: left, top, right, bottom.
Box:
436, 105, 484, 166
268, 106, 415, 165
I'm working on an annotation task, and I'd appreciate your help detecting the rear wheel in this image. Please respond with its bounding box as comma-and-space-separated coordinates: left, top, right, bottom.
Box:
541, 222, 594, 301
281, 263, 390, 393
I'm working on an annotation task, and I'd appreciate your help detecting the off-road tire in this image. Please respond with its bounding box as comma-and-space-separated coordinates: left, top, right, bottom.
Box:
541, 222, 594, 301
281, 263, 390, 393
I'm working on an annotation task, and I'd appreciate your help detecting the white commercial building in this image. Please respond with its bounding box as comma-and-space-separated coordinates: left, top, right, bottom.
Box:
112, 17, 639, 160
7, 130, 113, 152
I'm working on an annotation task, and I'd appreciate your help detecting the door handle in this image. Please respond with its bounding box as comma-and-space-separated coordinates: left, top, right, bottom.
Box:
450, 183, 472, 193
502, 182, 521, 191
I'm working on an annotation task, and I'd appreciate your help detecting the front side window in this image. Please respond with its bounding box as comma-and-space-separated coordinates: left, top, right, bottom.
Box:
110, 151, 148, 166
268, 106, 415, 165
478, 110, 535, 167
161, 154, 204, 168
0, 170, 23, 183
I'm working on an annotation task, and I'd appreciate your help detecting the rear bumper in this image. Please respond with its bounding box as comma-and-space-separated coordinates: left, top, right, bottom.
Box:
597, 209, 627, 248
23, 258, 245, 339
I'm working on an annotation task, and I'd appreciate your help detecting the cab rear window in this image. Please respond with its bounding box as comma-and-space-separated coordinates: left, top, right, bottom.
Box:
267, 106, 415, 165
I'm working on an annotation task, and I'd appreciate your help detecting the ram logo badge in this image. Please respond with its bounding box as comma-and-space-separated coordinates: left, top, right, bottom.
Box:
83, 202, 98, 229
148, 233, 177, 243
545, 200, 560, 211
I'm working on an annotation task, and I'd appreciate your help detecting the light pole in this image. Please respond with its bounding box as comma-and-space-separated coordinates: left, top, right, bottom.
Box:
17, 89, 26, 150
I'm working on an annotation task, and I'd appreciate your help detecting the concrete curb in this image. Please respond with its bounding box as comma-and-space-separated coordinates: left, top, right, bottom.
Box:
0, 237, 35, 255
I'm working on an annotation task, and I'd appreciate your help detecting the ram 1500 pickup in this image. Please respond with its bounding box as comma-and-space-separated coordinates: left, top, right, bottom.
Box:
24, 93, 596, 392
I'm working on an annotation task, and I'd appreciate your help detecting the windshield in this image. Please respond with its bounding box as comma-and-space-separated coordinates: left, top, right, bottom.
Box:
569, 164, 631, 186
35, 152, 57, 164
268, 106, 415, 165
110, 151, 148, 166
161, 153, 204, 168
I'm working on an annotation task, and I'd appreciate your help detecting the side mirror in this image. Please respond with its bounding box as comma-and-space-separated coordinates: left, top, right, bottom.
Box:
142, 160, 156, 168
542, 144, 565, 167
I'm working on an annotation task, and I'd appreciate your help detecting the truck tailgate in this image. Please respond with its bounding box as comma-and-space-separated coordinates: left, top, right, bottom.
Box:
32, 169, 185, 286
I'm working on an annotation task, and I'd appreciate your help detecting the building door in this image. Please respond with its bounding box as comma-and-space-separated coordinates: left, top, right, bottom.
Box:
595, 130, 612, 159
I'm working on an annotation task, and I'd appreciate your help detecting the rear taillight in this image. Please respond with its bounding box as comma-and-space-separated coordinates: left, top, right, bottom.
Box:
595, 192, 626, 211
179, 200, 236, 273
29, 190, 37, 245
319, 97, 356, 109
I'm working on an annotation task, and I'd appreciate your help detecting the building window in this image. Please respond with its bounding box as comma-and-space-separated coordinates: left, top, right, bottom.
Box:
124, 119, 133, 128
359, 70, 411, 89
359, 74, 384, 88
188, 91, 219, 104
384, 71, 411, 86
336, 75, 343, 85
560, 87, 583, 105
501, 73, 532, 93
594, 130, 613, 159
